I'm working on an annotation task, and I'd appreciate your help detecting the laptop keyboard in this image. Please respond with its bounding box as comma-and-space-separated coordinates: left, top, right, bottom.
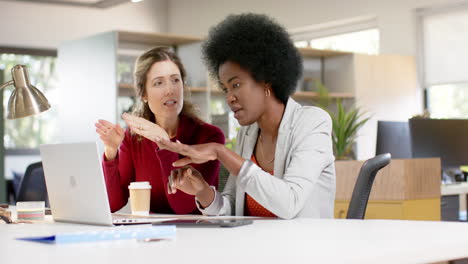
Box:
112, 214, 175, 224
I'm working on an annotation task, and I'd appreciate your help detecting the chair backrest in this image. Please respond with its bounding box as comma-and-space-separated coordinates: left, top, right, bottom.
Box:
16, 162, 49, 207
376, 121, 412, 158
346, 153, 391, 219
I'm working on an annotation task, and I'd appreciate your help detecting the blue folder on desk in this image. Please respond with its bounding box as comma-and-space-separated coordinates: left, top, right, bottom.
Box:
16, 225, 176, 244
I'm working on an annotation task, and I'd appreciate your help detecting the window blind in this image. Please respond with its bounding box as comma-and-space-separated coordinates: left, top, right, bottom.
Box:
422, 6, 468, 86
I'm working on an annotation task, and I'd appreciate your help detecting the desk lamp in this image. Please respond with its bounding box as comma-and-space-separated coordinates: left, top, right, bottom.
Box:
0, 65, 51, 119
0, 64, 51, 207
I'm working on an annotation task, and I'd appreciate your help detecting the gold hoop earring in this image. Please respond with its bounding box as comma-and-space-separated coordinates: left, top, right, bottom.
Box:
265, 89, 271, 97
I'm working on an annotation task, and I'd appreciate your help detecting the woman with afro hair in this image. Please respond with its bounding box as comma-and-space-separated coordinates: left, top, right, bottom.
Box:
123, 13, 336, 219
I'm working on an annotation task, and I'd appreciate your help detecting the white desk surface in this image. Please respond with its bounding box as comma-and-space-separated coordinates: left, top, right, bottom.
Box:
442, 182, 468, 196
2, 217, 468, 264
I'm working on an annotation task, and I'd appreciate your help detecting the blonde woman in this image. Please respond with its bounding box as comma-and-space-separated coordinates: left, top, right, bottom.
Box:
95, 47, 224, 214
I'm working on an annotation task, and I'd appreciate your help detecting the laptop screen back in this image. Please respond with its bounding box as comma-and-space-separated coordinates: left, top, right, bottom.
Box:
40, 142, 113, 226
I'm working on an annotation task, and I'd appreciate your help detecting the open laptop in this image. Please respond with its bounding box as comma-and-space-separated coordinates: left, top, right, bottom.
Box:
39, 142, 173, 226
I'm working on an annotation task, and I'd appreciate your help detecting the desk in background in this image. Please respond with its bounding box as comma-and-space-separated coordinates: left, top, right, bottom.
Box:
441, 182, 468, 221
334, 158, 441, 220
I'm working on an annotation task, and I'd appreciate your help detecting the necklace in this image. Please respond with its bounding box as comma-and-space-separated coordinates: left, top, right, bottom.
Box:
259, 133, 275, 164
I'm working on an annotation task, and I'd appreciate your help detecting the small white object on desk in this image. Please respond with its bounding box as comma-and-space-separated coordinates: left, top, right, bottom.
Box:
16, 201, 45, 221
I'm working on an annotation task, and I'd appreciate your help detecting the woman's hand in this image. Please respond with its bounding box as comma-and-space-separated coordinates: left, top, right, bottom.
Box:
122, 113, 169, 142
157, 139, 220, 167
168, 166, 208, 195
168, 166, 215, 208
95, 119, 125, 160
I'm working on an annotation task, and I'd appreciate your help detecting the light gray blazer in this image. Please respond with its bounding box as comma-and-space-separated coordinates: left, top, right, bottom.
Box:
199, 98, 336, 219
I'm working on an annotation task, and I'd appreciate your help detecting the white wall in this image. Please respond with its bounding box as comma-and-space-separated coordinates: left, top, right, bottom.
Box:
0, 0, 168, 49
168, 0, 449, 56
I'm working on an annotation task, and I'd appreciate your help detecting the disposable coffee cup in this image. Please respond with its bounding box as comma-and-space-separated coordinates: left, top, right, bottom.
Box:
128, 182, 151, 216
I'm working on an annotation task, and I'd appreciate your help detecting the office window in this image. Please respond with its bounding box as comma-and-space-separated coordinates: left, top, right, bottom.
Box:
419, 3, 468, 118
294, 41, 308, 48
291, 16, 379, 54
0, 53, 58, 150
294, 28, 379, 55
428, 83, 468, 118
309, 29, 379, 55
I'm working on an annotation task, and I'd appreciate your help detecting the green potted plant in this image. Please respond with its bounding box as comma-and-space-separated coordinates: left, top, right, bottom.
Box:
314, 81, 370, 160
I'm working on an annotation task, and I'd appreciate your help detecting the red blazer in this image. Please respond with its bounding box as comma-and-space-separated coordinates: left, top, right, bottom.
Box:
102, 115, 225, 214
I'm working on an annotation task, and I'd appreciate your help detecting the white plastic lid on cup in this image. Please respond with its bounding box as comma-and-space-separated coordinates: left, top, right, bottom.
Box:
128, 181, 152, 190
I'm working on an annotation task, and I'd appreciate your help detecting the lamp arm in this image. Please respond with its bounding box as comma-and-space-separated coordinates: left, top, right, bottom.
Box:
0, 80, 13, 90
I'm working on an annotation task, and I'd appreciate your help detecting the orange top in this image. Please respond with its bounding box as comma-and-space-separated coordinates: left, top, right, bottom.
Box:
244, 155, 277, 218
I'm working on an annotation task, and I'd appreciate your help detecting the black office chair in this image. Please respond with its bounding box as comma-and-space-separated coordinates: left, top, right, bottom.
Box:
346, 153, 391, 219
16, 162, 49, 207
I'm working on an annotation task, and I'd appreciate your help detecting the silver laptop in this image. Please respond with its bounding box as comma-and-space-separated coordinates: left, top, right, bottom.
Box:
40, 142, 172, 226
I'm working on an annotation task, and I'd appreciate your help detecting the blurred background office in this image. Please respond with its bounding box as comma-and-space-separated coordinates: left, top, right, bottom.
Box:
0, 0, 467, 211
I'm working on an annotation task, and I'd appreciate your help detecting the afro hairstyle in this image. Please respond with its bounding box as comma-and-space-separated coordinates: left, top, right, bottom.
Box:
202, 13, 303, 104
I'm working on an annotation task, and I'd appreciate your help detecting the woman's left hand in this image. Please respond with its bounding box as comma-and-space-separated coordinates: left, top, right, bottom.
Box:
157, 139, 220, 167
122, 113, 169, 142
